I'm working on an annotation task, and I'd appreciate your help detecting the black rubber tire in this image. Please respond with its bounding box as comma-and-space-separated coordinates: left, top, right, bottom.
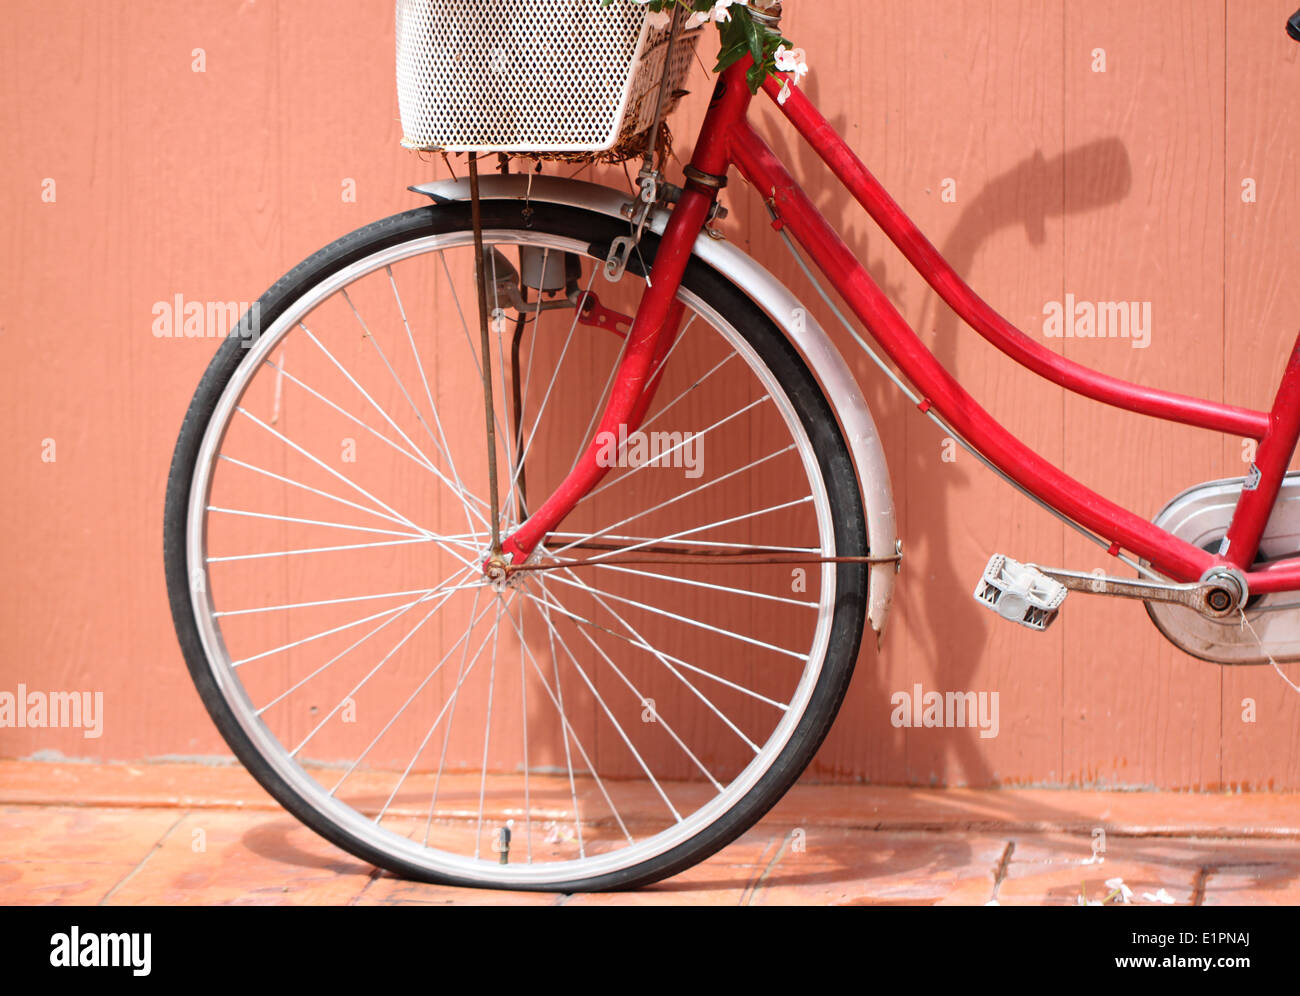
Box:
163, 199, 870, 892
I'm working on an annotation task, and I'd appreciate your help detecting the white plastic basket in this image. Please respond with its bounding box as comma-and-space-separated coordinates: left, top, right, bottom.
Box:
395, 0, 701, 155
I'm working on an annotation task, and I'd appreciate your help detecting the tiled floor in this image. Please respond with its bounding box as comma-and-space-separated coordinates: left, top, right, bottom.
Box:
2, 760, 1298, 905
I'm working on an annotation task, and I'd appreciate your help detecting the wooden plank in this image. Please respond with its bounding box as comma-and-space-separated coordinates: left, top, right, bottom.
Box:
1220, 0, 1300, 790
1059, 0, 1225, 788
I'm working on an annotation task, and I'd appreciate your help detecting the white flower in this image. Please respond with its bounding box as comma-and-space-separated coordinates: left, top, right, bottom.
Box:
1143, 888, 1176, 905
773, 44, 808, 105
774, 44, 809, 83
686, 1, 748, 28
714, 1, 749, 22
1104, 877, 1134, 904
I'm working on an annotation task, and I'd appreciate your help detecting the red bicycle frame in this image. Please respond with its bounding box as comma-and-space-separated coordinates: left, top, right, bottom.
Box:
503, 59, 1300, 598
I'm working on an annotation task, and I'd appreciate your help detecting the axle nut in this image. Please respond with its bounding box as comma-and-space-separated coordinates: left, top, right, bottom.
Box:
1206, 588, 1232, 612
1199, 566, 1248, 618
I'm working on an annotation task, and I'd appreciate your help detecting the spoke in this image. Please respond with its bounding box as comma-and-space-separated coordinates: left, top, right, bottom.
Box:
565, 309, 634, 477
331, 591, 501, 800
577, 395, 770, 507
261, 358, 465, 499
551, 568, 761, 756
524, 567, 585, 856
344, 284, 490, 541
527, 582, 717, 800
522, 585, 681, 821
565, 312, 699, 482
518, 587, 532, 862
377, 603, 506, 826
437, 251, 516, 477
208, 535, 437, 565
388, 265, 482, 542
216, 585, 464, 619
344, 286, 453, 469
567, 338, 721, 481
518, 586, 787, 710
473, 599, 505, 860
627, 327, 725, 438
297, 323, 492, 535
258, 605, 426, 718
544, 570, 806, 662
496, 591, 632, 845
553, 445, 800, 557
218, 455, 418, 532
290, 580, 467, 758
510, 266, 596, 496
297, 320, 438, 474
205, 506, 430, 540
231, 573, 472, 668
235, 405, 427, 536
426, 585, 485, 844
256, 565, 474, 715
261, 358, 491, 533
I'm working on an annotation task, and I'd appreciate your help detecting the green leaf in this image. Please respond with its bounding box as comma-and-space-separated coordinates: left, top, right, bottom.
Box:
740, 7, 765, 66
713, 34, 751, 74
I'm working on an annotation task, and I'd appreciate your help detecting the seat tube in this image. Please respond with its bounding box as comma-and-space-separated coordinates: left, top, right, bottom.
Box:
1221, 329, 1300, 569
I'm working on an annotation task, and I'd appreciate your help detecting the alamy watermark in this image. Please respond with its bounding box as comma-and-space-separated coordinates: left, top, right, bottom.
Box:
0, 683, 103, 739
1042, 294, 1151, 349
50, 927, 150, 975
594, 425, 704, 478
890, 683, 999, 739
152, 294, 260, 345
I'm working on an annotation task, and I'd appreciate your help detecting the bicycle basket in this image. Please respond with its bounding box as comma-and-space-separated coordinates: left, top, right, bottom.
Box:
395, 0, 701, 158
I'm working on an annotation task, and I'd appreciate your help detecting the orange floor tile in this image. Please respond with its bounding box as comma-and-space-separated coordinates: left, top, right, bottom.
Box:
1, 760, 1298, 905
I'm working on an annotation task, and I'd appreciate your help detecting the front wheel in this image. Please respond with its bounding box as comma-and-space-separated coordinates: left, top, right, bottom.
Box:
163, 199, 870, 891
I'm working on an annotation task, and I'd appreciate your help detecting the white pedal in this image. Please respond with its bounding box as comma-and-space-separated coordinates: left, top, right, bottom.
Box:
973, 554, 1067, 631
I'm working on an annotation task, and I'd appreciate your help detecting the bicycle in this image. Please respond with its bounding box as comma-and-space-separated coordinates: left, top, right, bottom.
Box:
163, 1, 1300, 891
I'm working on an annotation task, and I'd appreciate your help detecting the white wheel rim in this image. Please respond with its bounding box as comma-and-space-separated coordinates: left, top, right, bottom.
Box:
187, 228, 840, 885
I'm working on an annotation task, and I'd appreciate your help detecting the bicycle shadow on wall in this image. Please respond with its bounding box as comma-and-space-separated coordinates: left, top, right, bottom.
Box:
757, 78, 1134, 791
911, 137, 1133, 787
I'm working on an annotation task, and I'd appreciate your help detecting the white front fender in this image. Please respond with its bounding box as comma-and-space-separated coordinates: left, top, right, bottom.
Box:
412, 175, 898, 642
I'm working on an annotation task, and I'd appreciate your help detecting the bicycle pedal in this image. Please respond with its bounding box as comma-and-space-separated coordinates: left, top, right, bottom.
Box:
973, 554, 1067, 631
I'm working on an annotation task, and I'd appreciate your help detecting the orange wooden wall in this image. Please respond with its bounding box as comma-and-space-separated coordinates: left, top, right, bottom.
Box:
3, 0, 1300, 789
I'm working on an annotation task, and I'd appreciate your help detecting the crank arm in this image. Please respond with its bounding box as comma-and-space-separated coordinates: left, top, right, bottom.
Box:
1032, 566, 1245, 619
